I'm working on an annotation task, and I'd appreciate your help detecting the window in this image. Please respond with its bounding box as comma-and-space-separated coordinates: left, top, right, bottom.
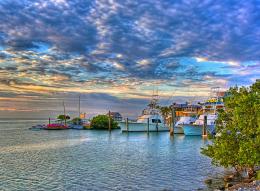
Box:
152, 119, 161, 123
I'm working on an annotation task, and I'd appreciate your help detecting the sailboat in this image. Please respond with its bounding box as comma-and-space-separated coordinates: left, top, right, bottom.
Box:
45, 101, 69, 130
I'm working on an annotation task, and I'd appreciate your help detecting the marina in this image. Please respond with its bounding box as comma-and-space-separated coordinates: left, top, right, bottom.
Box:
0, 0, 259, 189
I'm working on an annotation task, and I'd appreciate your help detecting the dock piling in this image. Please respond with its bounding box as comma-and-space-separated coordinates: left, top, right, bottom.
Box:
126, 118, 129, 132
108, 110, 111, 131
202, 115, 207, 137
170, 107, 175, 136
147, 118, 150, 134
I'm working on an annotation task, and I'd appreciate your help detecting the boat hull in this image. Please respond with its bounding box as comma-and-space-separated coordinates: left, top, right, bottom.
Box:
182, 124, 215, 136
70, 125, 84, 130
174, 126, 184, 134
119, 122, 169, 132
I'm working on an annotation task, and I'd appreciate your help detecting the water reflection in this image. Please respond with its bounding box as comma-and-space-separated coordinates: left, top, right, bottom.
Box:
0, 120, 224, 191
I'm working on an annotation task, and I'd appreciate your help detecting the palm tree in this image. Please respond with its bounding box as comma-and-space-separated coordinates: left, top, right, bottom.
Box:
159, 106, 171, 125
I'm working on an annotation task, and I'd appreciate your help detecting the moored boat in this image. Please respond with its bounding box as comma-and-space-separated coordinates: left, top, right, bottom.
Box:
120, 114, 169, 132
45, 123, 68, 130
174, 116, 197, 134
29, 124, 46, 130
182, 114, 216, 135
120, 93, 169, 132
182, 87, 225, 136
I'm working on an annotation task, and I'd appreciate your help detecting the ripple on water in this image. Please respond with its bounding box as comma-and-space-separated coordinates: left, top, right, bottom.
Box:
0, 121, 224, 191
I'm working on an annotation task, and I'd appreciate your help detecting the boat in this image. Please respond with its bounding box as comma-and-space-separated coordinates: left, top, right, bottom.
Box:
120, 93, 169, 132
172, 103, 201, 134
182, 114, 217, 135
45, 123, 68, 130
182, 87, 225, 136
69, 119, 90, 130
174, 116, 197, 134
29, 124, 46, 130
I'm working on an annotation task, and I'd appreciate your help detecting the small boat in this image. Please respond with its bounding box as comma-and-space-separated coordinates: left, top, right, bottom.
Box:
69, 119, 90, 130
120, 93, 169, 132
45, 123, 68, 130
29, 124, 46, 130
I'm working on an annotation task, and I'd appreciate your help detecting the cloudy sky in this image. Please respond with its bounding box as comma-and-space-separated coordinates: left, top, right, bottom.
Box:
0, 0, 259, 118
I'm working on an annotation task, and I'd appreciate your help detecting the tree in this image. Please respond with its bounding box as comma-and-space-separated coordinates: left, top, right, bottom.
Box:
57, 115, 70, 120
90, 115, 118, 129
159, 106, 171, 124
201, 80, 260, 177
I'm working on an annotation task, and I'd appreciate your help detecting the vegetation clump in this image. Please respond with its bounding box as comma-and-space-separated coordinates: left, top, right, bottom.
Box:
57, 115, 70, 121
90, 115, 118, 130
202, 80, 260, 178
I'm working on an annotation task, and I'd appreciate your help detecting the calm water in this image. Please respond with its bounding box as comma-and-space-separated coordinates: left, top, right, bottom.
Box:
0, 120, 224, 191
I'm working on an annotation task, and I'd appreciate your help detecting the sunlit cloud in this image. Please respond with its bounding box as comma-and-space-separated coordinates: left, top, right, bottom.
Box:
0, 0, 259, 118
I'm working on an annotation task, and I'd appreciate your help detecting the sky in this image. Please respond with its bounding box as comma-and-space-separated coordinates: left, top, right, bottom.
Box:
0, 0, 259, 119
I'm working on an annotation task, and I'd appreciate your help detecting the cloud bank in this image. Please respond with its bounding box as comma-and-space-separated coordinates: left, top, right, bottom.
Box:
0, 0, 259, 118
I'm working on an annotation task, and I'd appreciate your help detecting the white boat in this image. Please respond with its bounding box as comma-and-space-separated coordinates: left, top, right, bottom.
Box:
182, 114, 217, 135
120, 112, 169, 132
174, 116, 196, 134
182, 87, 225, 136
120, 93, 169, 132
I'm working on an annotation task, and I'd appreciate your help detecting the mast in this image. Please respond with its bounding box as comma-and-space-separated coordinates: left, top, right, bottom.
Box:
63, 100, 66, 125
78, 94, 81, 118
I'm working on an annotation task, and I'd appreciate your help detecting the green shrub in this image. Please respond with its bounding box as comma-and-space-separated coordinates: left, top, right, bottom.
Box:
90, 115, 118, 129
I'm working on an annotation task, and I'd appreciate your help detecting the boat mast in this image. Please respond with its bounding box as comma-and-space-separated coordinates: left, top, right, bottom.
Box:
78, 94, 81, 118
63, 100, 66, 125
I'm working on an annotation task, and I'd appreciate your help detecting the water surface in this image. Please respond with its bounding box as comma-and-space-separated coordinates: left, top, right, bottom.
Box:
0, 120, 224, 191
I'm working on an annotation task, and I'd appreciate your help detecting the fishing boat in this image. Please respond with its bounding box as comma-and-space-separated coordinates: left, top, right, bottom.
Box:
182, 87, 225, 136
120, 93, 169, 132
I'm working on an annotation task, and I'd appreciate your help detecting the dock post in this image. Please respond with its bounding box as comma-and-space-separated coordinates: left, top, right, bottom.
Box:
170, 107, 175, 136
147, 118, 150, 134
126, 118, 129, 132
202, 115, 207, 137
156, 119, 159, 132
108, 110, 111, 132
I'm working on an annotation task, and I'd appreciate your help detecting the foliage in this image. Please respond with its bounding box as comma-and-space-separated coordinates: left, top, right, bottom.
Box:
159, 106, 171, 124
201, 80, 260, 174
90, 115, 118, 129
57, 115, 70, 120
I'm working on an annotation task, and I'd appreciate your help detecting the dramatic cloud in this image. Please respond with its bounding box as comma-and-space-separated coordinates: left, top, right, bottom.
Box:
0, 0, 259, 118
